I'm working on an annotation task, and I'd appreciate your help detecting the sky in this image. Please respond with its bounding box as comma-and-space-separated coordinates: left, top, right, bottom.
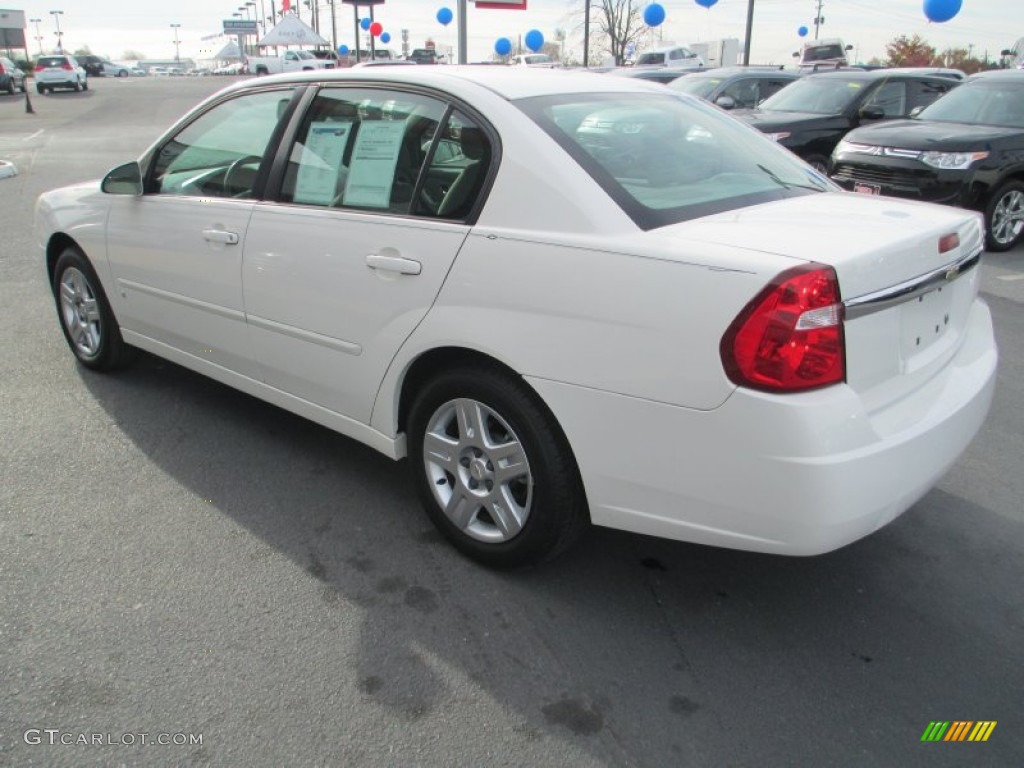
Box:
4, 0, 1020, 66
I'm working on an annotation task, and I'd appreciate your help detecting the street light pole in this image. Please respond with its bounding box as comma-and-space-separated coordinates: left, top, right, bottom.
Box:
29, 17, 44, 55
49, 10, 64, 54
170, 23, 181, 62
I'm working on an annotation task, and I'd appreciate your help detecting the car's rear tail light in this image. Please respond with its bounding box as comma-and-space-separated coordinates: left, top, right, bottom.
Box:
0, 62, 6, 74
721, 264, 845, 392
61, 62, 74, 71
938, 232, 960, 254
34, 63, 45, 72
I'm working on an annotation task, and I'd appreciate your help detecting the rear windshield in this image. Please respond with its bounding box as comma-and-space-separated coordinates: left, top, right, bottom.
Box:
516, 92, 831, 230
636, 52, 665, 66
670, 76, 725, 99
919, 80, 1024, 128
802, 45, 846, 62
37, 57, 68, 68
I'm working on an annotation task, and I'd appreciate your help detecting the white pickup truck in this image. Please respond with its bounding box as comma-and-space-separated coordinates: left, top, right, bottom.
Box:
249, 50, 335, 76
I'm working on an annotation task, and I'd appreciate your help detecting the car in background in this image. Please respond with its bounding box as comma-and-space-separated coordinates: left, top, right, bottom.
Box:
634, 45, 704, 71
608, 66, 686, 84
33, 55, 88, 94
408, 48, 439, 65
74, 54, 106, 77
102, 60, 132, 77
149, 66, 171, 76
734, 69, 958, 171
670, 67, 799, 109
0, 56, 27, 95
35, 68, 996, 567
831, 69, 1024, 251
509, 53, 558, 68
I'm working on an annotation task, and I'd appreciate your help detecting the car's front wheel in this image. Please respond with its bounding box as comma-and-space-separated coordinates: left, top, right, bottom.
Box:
36, 83, 44, 94
52, 247, 133, 371
985, 181, 1024, 252
407, 365, 587, 567
81, 77, 88, 91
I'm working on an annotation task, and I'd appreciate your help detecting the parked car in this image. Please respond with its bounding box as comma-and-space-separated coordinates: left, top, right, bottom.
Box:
33, 55, 88, 94
74, 54, 106, 77
831, 69, 1024, 251
734, 69, 959, 171
0, 55, 27, 95
35, 68, 996, 567
408, 48, 439, 65
670, 66, 799, 109
509, 53, 557, 68
249, 50, 335, 76
102, 60, 132, 77
794, 38, 851, 69
634, 45, 704, 71
608, 66, 686, 84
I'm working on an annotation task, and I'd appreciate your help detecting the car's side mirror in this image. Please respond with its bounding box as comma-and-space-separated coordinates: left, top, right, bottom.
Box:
860, 105, 886, 120
715, 95, 737, 110
909, 105, 925, 118
101, 161, 143, 195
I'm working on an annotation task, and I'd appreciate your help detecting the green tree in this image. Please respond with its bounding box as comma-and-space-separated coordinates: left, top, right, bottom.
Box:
122, 49, 146, 60
885, 34, 935, 67
72, 45, 92, 56
937, 48, 986, 74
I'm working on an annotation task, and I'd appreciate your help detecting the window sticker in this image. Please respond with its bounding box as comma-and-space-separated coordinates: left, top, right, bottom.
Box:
342, 120, 406, 208
293, 121, 353, 206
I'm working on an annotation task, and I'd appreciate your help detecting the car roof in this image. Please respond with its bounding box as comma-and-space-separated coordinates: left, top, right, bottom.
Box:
801, 69, 953, 82
236, 66, 666, 100
967, 68, 1024, 82
687, 67, 796, 78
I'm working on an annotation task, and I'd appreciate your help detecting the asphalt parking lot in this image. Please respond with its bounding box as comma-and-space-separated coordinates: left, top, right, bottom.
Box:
1, 76, 1022, 767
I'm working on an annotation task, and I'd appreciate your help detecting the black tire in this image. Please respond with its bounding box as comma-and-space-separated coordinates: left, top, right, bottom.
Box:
5, 79, 13, 95
984, 180, 1024, 252
407, 364, 587, 567
117, 70, 126, 78
82, 78, 88, 91
36, 83, 44, 95
73, 78, 82, 92
52, 247, 134, 371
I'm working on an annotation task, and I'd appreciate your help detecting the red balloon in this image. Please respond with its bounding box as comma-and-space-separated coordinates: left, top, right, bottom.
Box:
370, 22, 383, 37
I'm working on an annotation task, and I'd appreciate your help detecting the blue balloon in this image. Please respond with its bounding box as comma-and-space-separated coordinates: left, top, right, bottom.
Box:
643, 4, 666, 27
694, 0, 718, 8
923, 0, 962, 23
494, 37, 512, 57
798, 26, 809, 37
380, 32, 391, 44
360, 17, 371, 31
437, 7, 454, 26
338, 44, 349, 55
524, 29, 544, 53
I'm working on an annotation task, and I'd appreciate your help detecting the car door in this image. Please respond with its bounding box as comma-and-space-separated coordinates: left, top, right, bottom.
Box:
241, 88, 494, 423
105, 86, 299, 378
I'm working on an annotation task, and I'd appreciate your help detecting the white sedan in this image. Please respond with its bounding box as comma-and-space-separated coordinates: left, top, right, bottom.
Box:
35, 68, 997, 566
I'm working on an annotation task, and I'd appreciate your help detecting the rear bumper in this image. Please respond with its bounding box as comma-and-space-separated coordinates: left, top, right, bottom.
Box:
528, 299, 997, 555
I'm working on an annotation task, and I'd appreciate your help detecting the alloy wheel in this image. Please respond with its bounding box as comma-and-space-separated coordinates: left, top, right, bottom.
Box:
59, 267, 102, 359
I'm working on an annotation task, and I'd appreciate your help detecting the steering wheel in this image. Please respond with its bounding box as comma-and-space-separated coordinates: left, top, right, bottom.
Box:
222, 155, 263, 197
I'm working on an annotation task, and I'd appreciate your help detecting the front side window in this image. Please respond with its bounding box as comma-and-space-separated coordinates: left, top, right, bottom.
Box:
518, 92, 832, 231
864, 81, 907, 116
720, 79, 762, 109
670, 76, 723, 100
149, 89, 295, 198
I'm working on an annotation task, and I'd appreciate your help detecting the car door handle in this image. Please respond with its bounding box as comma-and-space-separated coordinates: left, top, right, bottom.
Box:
365, 253, 422, 275
202, 228, 239, 245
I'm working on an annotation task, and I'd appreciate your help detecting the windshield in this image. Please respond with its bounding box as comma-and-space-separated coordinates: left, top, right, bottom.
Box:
636, 52, 665, 66
296, 51, 314, 60
758, 77, 864, 114
919, 80, 1024, 128
516, 92, 831, 230
669, 76, 724, 99
802, 44, 846, 63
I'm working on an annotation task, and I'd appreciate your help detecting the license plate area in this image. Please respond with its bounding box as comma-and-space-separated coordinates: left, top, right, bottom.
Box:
899, 284, 954, 370
853, 182, 881, 195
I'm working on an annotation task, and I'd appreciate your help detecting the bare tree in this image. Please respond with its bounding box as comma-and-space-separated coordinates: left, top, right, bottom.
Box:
578, 0, 646, 66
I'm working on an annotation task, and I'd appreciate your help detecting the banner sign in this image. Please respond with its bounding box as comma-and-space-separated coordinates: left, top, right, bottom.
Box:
223, 19, 258, 34
476, 1, 527, 8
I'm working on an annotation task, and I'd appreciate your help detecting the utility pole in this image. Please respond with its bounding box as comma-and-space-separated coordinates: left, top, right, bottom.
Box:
583, 0, 590, 68
813, 0, 824, 41
743, 0, 754, 65
29, 17, 44, 54
170, 23, 181, 62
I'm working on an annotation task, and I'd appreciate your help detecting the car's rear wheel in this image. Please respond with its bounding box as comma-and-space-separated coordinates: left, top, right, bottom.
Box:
985, 181, 1024, 252
53, 247, 133, 371
36, 83, 44, 94
407, 365, 587, 567
73, 78, 82, 92
5, 79, 13, 95
81, 78, 88, 91
117, 70, 126, 77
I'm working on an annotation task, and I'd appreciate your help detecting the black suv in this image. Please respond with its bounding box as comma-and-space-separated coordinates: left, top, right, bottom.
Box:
734, 69, 958, 171
408, 48, 438, 65
669, 66, 799, 109
74, 54, 106, 77
831, 69, 1024, 251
